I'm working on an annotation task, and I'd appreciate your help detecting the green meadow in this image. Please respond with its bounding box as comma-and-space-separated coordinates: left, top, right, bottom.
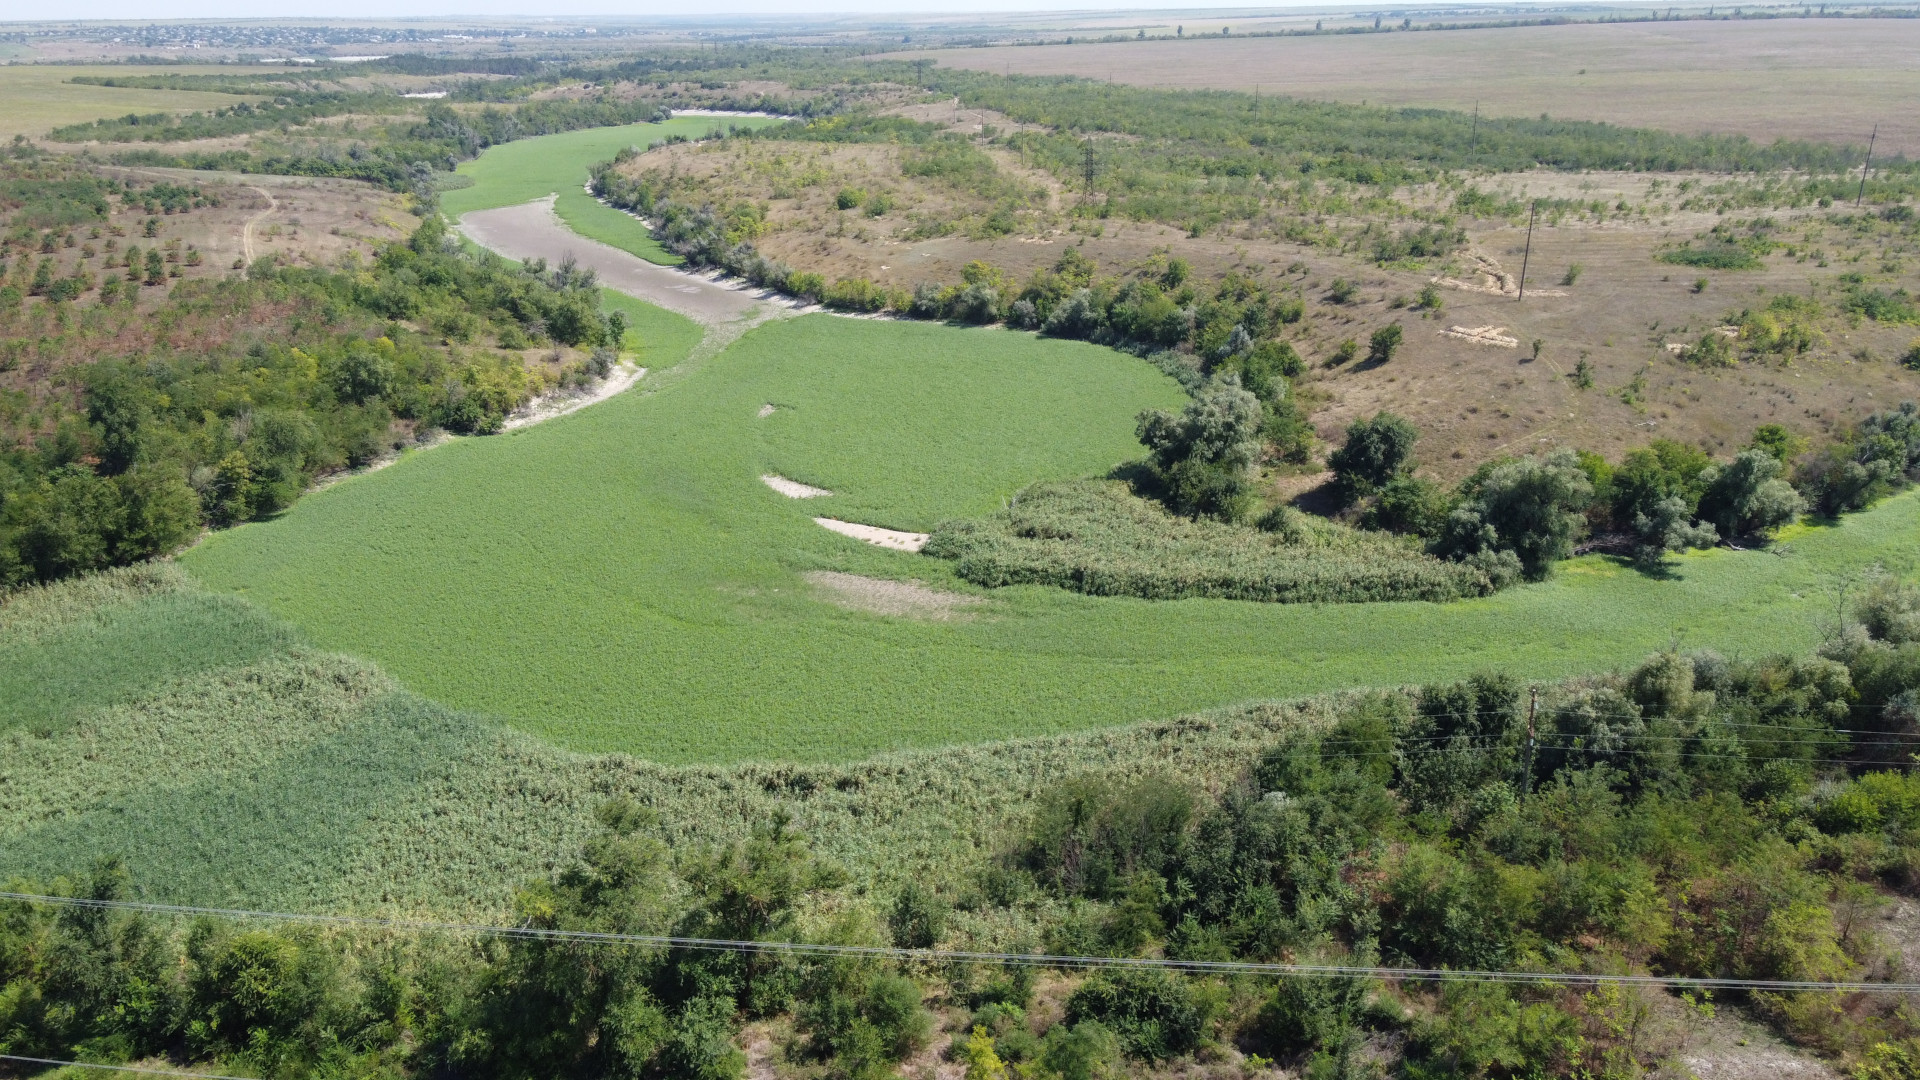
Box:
180, 306, 1920, 764
439, 115, 783, 265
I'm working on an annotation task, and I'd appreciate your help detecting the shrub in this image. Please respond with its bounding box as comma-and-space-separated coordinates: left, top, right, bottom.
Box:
1063, 969, 1203, 1062
1659, 244, 1763, 270
1363, 474, 1451, 537
888, 882, 947, 950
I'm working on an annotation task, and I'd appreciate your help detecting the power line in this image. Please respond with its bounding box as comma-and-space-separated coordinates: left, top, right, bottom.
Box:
3, 893, 1917, 995
0, 1056, 259, 1080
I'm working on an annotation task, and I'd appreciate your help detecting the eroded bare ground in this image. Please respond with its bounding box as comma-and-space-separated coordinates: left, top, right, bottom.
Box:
803, 571, 980, 619
455, 196, 786, 353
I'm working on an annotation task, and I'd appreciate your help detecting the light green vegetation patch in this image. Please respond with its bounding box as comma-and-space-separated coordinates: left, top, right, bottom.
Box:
439, 116, 783, 266
0, 65, 271, 140
177, 295, 1920, 764
0, 564, 1328, 916
0, 566, 296, 739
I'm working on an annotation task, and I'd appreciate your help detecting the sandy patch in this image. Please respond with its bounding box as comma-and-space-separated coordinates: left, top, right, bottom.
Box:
763, 474, 832, 498
503, 364, 646, 431
804, 570, 980, 619
1442, 325, 1521, 348
758, 403, 777, 418
813, 518, 930, 552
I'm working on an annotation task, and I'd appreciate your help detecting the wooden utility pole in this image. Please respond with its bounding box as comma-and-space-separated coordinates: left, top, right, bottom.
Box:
1857, 125, 1878, 206
1517, 201, 1538, 301
1520, 686, 1539, 802
1470, 100, 1479, 150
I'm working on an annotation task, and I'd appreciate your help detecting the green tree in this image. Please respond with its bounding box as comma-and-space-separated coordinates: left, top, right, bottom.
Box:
1327, 411, 1417, 502
1366, 322, 1404, 364
1438, 449, 1593, 581
1696, 449, 1806, 540
1136, 377, 1264, 520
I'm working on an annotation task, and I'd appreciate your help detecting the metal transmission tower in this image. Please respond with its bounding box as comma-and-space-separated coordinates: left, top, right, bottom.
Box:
1083, 138, 1097, 194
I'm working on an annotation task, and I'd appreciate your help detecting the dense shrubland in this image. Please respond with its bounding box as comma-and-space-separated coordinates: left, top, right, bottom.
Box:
0, 215, 626, 587
9, 587, 1920, 1078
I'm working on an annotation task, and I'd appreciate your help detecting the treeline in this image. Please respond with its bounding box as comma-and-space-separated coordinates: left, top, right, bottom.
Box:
1329, 405, 1919, 581
47, 92, 400, 145
0, 216, 626, 587
9, 607, 1920, 1078
106, 99, 671, 196
930, 384, 1915, 605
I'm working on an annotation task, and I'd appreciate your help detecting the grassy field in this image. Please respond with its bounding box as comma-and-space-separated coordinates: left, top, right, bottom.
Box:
901, 18, 1920, 155
0, 565, 1345, 916
439, 115, 783, 265
180, 304, 1920, 764
0, 65, 273, 140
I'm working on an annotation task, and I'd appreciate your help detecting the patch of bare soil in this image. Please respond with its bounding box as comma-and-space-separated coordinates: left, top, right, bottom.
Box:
803, 570, 980, 619
502, 363, 646, 431
761, 474, 831, 498
1675, 1003, 1842, 1080
813, 518, 931, 552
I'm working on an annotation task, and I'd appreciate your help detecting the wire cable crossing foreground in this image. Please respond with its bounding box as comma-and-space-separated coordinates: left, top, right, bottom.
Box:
3, 892, 1917, 995
0, 1054, 262, 1080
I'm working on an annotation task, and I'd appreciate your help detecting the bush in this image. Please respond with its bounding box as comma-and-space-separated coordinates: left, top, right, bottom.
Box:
888, 882, 947, 950
1063, 969, 1203, 1062
1659, 244, 1763, 270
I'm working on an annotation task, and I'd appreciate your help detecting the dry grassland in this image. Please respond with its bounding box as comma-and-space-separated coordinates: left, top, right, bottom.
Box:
621, 129, 1920, 482
28, 166, 412, 294
900, 19, 1920, 155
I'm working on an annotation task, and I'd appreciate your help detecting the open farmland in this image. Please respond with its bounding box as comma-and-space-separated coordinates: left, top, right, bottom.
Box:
902, 18, 1920, 155
180, 303, 1920, 763
0, 65, 276, 140
439, 115, 785, 265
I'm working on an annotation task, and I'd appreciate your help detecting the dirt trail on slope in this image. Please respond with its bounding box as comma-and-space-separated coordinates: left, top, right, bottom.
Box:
456, 196, 788, 354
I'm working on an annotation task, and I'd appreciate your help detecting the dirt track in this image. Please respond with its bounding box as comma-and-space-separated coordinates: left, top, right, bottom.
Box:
456, 197, 776, 329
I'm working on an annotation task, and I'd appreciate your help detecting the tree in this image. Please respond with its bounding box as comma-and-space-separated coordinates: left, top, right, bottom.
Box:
1632, 494, 1719, 567
1437, 449, 1593, 581
1136, 377, 1264, 520
1366, 322, 1404, 364
1696, 449, 1805, 540
1327, 412, 1417, 503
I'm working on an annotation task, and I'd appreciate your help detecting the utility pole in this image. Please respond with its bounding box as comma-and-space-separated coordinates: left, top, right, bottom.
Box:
1083, 138, 1096, 195
1470, 100, 1480, 151
1520, 686, 1539, 803
1517, 201, 1538, 301
1857, 125, 1878, 206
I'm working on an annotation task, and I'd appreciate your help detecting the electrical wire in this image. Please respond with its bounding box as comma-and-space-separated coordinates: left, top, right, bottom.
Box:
0, 1056, 259, 1080
3, 892, 1916, 995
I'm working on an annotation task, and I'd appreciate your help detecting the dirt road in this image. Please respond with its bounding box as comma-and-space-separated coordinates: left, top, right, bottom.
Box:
456, 197, 777, 330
